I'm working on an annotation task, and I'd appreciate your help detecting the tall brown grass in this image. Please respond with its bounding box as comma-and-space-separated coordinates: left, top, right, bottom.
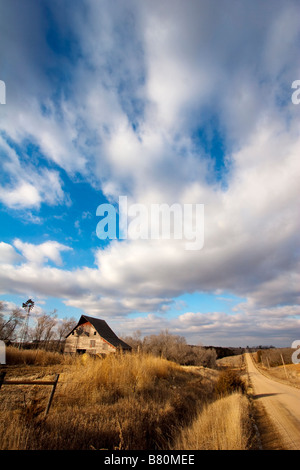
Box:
1, 348, 254, 450
172, 392, 252, 450
59, 351, 182, 406
5, 346, 71, 366
0, 349, 217, 450
214, 369, 246, 396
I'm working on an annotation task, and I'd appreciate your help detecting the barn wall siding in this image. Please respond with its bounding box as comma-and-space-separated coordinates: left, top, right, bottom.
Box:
64, 322, 116, 355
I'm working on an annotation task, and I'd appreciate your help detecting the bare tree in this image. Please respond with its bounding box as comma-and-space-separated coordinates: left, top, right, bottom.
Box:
135, 330, 217, 368
193, 346, 217, 368
121, 330, 143, 352
0, 302, 24, 342
30, 310, 57, 350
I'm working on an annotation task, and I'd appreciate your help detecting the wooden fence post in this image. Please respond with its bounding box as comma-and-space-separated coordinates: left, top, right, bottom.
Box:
280, 354, 289, 380
0, 372, 6, 391
44, 374, 59, 416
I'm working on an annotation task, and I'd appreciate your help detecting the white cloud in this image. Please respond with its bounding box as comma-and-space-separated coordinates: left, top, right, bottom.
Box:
0, 182, 41, 209
114, 308, 300, 347
0, 134, 68, 210
13, 240, 72, 267
0, 236, 299, 346
0, 242, 22, 265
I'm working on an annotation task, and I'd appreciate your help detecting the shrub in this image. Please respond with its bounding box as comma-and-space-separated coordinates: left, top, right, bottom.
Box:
256, 350, 262, 363
214, 369, 246, 397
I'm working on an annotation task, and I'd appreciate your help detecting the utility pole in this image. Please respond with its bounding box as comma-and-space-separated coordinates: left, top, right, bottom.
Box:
280, 353, 289, 380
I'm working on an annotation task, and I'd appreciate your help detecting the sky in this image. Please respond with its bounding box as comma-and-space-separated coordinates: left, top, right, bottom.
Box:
0, 0, 300, 347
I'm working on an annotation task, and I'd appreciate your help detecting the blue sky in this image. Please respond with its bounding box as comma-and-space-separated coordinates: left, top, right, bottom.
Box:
0, 0, 300, 346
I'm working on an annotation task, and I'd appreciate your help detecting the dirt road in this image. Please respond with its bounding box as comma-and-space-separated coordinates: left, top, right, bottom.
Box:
245, 353, 300, 450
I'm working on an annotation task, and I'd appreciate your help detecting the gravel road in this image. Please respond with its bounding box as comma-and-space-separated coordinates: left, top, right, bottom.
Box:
245, 353, 300, 450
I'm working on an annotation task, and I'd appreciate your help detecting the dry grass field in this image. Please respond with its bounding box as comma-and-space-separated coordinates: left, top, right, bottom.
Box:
262, 363, 300, 388
0, 347, 253, 450
253, 348, 300, 389
172, 392, 252, 450
216, 353, 245, 371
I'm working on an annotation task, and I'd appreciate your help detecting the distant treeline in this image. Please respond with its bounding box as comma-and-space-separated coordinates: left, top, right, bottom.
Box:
121, 331, 247, 367
202, 346, 244, 360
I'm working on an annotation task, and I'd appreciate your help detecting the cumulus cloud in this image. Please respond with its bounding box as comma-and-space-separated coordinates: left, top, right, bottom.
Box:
0, 242, 22, 265
114, 308, 300, 347
13, 240, 72, 267
0, 134, 68, 210
0, 235, 299, 346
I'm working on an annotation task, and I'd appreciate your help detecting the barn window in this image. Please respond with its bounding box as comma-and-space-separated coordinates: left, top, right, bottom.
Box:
90, 340, 95, 347
94, 331, 97, 335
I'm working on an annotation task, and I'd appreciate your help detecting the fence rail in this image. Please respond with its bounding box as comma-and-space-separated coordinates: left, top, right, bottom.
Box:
0, 371, 59, 416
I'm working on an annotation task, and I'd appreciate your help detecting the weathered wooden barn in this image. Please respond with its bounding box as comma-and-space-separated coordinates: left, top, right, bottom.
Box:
64, 314, 132, 355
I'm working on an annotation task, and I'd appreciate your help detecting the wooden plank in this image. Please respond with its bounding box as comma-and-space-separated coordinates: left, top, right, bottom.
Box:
0, 373, 60, 417
3, 380, 57, 386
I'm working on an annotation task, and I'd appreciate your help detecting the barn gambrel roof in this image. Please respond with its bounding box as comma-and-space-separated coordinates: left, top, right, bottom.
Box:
66, 314, 132, 350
